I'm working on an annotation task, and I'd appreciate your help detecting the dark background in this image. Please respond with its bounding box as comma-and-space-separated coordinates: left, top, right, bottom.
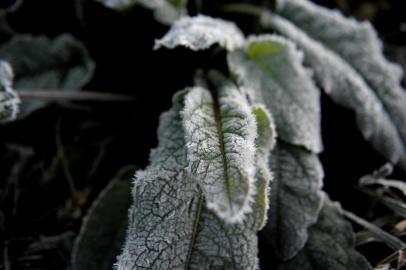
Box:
0, 0, 406, 269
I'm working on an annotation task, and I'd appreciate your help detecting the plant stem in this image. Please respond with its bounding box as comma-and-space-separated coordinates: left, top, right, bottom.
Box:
343, 209, 406, 251
16, 89, 137, 102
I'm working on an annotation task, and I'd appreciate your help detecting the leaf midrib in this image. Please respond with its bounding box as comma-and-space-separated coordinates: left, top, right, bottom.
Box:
184, 189, 204, 270
211, 89, 234, 210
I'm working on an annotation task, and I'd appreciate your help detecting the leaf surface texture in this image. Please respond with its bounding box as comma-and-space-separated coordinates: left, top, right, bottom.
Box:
265, 0, 406, 168
275, 196, 371, 270
228, 35, 322, 153
155, 15, 245, 51
117, 88, 270, 269
0, 61, 19, 122
183, 84, 257, 223
263, 141, 324, 260
0, 34, 94, 118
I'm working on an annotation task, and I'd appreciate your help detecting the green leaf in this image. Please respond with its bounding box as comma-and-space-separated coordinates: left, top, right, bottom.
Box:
275, 196, 371, 270
252, 105, 276, 229
265, 0, 406, 169
263, 141, 324, 260
228, 35, 322, 153
0, 60, 19, 122
0, 34, 95, 118
155, 15, 245, 51
96, 0, 187, 25
183, 81, 257, 223
117, 90, 266, 269
71, 166, 133, 270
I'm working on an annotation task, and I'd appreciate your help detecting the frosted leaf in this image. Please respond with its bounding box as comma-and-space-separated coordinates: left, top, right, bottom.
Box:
263, 141, 324, 260
252, 106, 276, 229
0, 61, 19, 122
154, 15, 245, 51
183, 83, 257, 223
228, 35, 322, 153
95, 0, 187, 25
275, 196, 371, 270
0, 34, 95, 118
277, 0, 404, 82
274, 0, 406, 169
72, 167, 133, 270
117, 91, 263, 269
262, 14, 406, 169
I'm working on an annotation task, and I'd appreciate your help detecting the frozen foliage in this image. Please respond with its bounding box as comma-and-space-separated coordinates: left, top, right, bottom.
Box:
228, 35, 322, 153
183, 84, 257, 223
276, 196, 371, 270
117, 90, 271, 269
252, 106, 276, 229
263, 141, 324, 260
0, 34, 94, 118
72, 167, 132, 270
116, 4, 395, 267
271, 0, 406, 169
96, 0, 187, 25
155, 15, 245, 51
0, 61, 19, 122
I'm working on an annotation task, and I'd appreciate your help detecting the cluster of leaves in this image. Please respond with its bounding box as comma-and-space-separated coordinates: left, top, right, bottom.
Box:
1, 0, 406, 269
111, 0, 405, 269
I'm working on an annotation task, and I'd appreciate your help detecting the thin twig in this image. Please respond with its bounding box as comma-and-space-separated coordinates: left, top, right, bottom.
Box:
343, 209, 406, 251
16, 89, 137, 102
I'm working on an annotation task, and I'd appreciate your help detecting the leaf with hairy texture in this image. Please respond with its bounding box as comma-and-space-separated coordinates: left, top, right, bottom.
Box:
228, 35, 322, 153
267, 0, 406, 169
275, 196, 371, 270
252, 105, 276, 229
263, 141, 324, 260
72, 166, 133, 270
183, 82, 257, 223
0, 34, 95, 118
117, 90, 266, 269
0, 60, 19, 122
96, 0, 187, 25
155, 15, 245, 51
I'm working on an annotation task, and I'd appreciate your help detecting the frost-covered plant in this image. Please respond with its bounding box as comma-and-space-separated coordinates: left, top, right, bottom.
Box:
113, 0, 406, 268
2, 0, 406, 269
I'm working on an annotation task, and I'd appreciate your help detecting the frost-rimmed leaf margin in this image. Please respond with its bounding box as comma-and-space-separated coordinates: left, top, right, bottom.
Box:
275, 195, 372, 270
0, 60, 19, 123
183, 80, 257, 223
0, 34, 95, 118
252, 105, 276, 229
117, 88, 267, 269
263, 140, 324, 260
228, 34, 322, 153
269, 0, 406, 169
154, 15, 245, 51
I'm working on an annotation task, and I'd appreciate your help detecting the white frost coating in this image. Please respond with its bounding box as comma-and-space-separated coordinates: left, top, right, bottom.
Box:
96, 0, 185, 25
183, 85, 257, 223
279, 0, 403, 80
278, 0, 406, 169
154, 15, 245, 51
117, 91, 263, 269
276, 196, 371, 270
252, 105, 276, 229
228, 35, 322, 153
0, 61, 19, 122
264, 141, 324, 260
262, 14, 405, 166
